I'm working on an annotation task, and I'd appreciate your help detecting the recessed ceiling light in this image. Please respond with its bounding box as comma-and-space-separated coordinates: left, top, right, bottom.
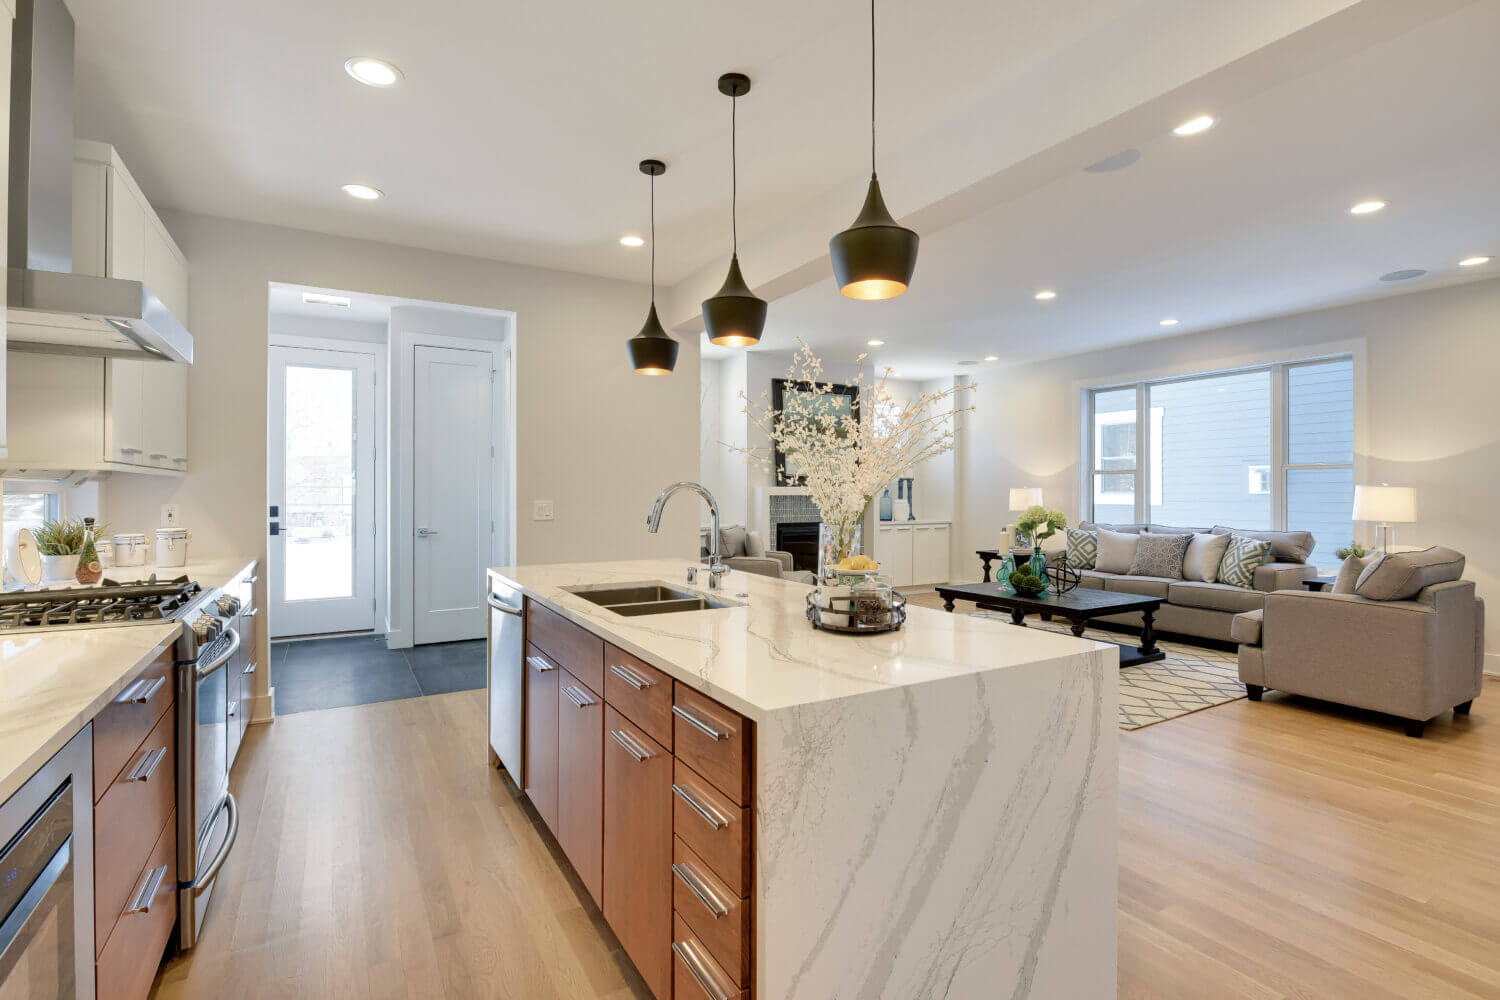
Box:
1159, 318, 1178, 327
1458, 255, 1491, 267
1034, 290, 1057, 301
867, 339, 884, 346
1348, 200, 1386, 215
619, 235, 645, 247
302, 292, 351, 308
341, 183, 383, 200
1171, 114, 1218, 137
983, 355, 999, 362
344, 57, 402, 88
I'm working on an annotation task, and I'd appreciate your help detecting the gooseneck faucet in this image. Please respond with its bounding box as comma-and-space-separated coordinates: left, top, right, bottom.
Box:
647, 481, 729, 590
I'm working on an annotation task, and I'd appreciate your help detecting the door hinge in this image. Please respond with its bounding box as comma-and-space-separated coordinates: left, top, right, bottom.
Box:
372, 598, 377, 611
490, 369, 496, 384
490, 520, 495, 534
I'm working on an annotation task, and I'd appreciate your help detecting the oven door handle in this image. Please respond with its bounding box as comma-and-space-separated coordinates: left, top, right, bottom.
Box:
0, 836, 71, 958
193, 628, 240, 681
190, 793, 239, 896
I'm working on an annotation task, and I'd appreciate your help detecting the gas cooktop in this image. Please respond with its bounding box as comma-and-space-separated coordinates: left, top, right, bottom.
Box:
0, 575, 204, 632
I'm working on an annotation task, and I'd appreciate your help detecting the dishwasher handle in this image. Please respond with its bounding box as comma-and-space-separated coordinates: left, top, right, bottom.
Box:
486, 594, 522, 616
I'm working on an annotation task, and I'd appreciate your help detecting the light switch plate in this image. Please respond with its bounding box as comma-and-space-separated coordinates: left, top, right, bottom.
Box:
532, 500, 555, 522
161, 504, 181, 528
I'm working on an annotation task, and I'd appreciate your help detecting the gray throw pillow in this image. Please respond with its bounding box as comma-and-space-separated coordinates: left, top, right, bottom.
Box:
1080, 521, 1144, 534
1182, 532, 1232, 582
719, 524, 748, 559
1332, 553, 1377, 594
1128, 532, 1191, 579
1210, 525, 1315, 564
1354, 546, 1465, 601
1148, 523, 1212, 536
1095, 528, 1140, 574
744, 530, 765, 558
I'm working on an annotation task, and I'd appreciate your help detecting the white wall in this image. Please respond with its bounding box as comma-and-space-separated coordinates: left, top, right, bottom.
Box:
104, 212, 701, 714
698, 355, 747, 531
959, 276, 1500, 671
268, 314, 388, 344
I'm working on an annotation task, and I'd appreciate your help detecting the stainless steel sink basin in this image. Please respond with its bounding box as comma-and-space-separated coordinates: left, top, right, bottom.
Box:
563, 581, 740, 616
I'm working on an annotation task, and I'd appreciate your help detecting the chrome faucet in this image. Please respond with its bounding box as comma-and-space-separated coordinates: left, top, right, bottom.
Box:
647, 481, 729, 590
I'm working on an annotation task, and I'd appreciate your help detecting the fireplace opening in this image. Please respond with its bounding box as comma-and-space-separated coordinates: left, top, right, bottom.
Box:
776, 522, 821, 572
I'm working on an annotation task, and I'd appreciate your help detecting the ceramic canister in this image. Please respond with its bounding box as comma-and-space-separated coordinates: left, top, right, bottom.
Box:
155, 528, 191, 568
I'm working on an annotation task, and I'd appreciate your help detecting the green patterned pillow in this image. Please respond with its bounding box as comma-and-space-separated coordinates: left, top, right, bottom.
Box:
1065, 527, 1097, 570
1217, 534, 1272, 589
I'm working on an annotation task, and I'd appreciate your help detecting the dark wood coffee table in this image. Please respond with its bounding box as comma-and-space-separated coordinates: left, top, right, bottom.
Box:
935, 582, 1166, 667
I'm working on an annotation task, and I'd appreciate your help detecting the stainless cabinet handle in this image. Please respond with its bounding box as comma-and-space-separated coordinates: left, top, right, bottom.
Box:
244, 575, 259, 586
126, 746, 168, 783
119, 447, 143, 454
243, 660, 258, 675
242, 607, 259, 618
672, 704, 730, 741
228, 701, 239, 719
672, 862, 729, 917
672, 783, 727, 830
609, 663, 653, 690
124, 864, 169, 915
562, 685, 595, 708
116, 675, 167, 704
672, 940, 731, 1000
609, 728, 652, 762
149, 452, 168, 460
526, 655, 556, 673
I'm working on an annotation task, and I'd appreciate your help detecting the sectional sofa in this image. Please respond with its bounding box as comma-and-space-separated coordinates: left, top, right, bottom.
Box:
1066, 521, 1321, 643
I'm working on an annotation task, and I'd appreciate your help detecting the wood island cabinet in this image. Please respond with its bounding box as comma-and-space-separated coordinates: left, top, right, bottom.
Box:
603, 706, 673, 1000
556, 668, 603, 906
523, 646, 560, 831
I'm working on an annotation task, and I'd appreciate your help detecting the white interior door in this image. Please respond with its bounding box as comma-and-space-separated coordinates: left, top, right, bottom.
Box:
268, 346, 377, 637
413, 345, 494, 644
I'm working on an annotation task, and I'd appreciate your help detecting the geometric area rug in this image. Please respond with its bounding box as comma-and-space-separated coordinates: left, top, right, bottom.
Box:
969, 611, 1247, 731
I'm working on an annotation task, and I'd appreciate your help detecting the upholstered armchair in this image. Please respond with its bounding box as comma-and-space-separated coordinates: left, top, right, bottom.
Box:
700, 525, 815, 583
1233, 547, 1483, 737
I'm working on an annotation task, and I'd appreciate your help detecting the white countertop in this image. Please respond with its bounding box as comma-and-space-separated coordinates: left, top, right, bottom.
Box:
0, 622, 182, 803
489, 558, 1111, 721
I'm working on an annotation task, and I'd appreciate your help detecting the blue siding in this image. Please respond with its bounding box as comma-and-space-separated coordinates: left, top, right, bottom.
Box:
1149, 371, 1272, 529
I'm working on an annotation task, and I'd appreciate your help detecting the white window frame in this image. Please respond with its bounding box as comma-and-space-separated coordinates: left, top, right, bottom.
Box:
1083, 355, 1354, 527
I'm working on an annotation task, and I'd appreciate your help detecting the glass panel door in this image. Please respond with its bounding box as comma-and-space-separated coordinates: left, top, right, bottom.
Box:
268, 346, 378, 637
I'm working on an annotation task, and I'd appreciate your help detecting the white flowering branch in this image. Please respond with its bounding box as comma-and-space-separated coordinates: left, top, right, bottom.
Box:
730, 342, 974, 560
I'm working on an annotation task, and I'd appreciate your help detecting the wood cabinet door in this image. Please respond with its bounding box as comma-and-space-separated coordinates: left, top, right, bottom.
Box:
557, 669, 603, 906
603, 706, 672, 1000
524, 647, 560, 833
105, 359, 145, 463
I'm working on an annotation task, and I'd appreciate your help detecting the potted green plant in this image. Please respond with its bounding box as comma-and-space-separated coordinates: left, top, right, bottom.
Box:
1334, 541, 1368, 561
1016, 505, 1067, 551
33, 517, 109, 584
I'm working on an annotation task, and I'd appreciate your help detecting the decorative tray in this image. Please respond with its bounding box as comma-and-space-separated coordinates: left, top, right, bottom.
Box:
805, 589, 907, 634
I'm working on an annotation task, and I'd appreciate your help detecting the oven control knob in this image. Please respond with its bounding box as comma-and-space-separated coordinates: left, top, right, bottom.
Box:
216, 595, 242, 617
191, 614, 222, 642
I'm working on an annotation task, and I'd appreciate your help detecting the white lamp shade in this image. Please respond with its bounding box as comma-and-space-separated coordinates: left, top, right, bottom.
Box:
1352, 484, 1416, 523
1008, 487, 1043, 511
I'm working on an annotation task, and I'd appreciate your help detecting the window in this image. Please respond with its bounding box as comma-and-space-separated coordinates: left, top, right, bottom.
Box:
1085, 355, 1354, 566
3, 490, 61, 575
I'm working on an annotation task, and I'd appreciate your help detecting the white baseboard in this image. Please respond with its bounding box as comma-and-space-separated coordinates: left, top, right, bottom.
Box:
386, 627, 412, 650
1485, 651, 1499, 677
248, 688, 275, 723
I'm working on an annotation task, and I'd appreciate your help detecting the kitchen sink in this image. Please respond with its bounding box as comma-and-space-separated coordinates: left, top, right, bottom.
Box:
563, 581, 740, 616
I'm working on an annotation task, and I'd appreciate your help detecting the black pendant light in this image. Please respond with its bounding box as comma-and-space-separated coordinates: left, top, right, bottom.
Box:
628, 159, 679, 375
829, 0, 918, 300
702, 73, 767, 348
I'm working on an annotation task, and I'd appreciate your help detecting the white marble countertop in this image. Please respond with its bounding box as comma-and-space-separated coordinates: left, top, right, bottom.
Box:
0, 622, 182, 803
489, 558, 1113, 721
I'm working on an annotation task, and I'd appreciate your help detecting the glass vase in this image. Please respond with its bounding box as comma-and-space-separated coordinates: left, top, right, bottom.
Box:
816, 521, 862, 589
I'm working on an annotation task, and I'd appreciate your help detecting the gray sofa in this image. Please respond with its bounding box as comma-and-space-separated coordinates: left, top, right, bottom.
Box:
699, 525, 815, 584
1232, 547, 1484, 737
1068, 522, 1321, 643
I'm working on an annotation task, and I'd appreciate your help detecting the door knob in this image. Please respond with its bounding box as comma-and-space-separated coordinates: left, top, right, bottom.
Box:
416, 527, 438, 537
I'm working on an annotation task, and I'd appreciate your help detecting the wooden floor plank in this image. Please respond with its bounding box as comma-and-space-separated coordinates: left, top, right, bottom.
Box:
154, 606, 1500, 998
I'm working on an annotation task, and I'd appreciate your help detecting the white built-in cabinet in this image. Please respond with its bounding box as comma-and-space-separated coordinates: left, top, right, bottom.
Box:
0, 8, 13, 458
874, 521, 952, 587
2, 142, 190, 474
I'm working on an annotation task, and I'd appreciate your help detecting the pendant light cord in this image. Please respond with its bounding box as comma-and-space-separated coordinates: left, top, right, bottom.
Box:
649, 172, 656, 304
870, 0, 877, 176
731, 91, 739, 256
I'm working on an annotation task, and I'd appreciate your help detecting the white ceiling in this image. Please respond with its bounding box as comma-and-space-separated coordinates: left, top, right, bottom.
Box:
72, 0, 1362, 286
266, 282, 507, 326
743, 0, 1500, 377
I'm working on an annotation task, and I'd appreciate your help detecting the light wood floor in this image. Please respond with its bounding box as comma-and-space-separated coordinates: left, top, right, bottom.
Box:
154, 626, 1500, 998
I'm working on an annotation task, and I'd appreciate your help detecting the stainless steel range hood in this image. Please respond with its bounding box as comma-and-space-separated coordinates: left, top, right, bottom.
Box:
6, 0, 193, 364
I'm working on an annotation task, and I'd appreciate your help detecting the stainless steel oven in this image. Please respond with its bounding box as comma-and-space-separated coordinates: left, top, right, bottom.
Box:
0, 726, 94, 1000
176, 598, 241, 950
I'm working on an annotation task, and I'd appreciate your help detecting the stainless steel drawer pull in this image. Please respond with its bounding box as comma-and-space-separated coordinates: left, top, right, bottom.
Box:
119, 447, 143, 454
672, 704, 730, 741
124, 864, 169, 915
243, 660, 258, 675
116, 675, 167, 705
672, 862, 729, 918
672, 940, 731, 1000
149, 452, 169, 460
609, 728, 652, 762
672, 783, 728, 830
228, 701, 239, 719
526, 655, 556, 673
609, 663, 653, 690
562, 685, 595, 708
126, 746, 168, 783
243, 607, 259, 618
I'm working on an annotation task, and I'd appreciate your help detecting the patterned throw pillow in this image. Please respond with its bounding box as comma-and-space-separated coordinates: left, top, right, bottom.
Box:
1128, 532, 1191, 579
1217, 535, 1273, 589
1065, 528, 1097, 569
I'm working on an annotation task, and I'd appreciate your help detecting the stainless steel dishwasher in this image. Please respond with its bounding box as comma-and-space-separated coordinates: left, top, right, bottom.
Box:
487, 579, 525, 782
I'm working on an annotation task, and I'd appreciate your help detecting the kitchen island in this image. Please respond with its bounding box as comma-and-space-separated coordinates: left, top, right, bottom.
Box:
488, 558, 1117, 1000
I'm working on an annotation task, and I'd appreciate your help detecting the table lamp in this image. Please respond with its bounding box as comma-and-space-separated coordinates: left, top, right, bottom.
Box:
1352, 484, 1416, 553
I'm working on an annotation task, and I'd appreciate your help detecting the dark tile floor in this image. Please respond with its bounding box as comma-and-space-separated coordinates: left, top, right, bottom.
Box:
271, 634, 486, 715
